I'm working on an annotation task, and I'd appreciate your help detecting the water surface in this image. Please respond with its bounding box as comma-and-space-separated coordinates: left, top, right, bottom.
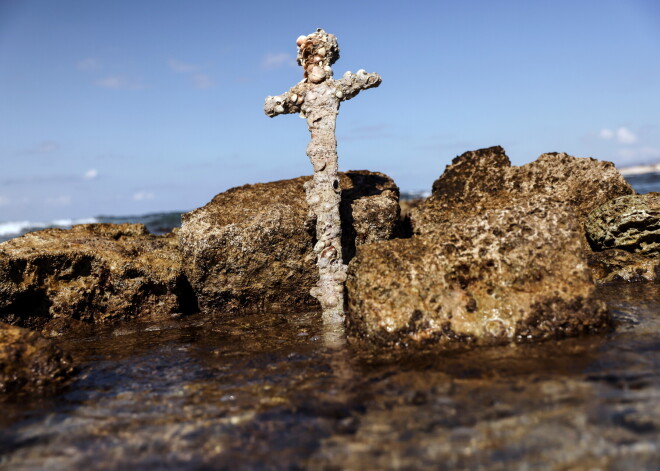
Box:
1, 284, 660, 470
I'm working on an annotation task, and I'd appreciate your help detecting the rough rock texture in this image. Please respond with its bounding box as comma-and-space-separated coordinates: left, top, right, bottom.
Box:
346, 199, 611, 347
0, 322, 74, 393
345, 147, 629, 346
412, 146, 634, 235
179, 171, 399, 314
264, 28, 382, 323
587, 249, 660, 284
586, 193, 660, 254
0, 224, 196, 331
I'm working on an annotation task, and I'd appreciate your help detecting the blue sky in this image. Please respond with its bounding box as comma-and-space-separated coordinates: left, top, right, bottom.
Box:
1, 0, 659, 222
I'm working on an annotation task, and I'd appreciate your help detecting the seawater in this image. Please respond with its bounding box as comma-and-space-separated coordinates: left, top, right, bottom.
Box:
1, 285, 660, 469
0, 212, 184, 243
623, 172, 660, 195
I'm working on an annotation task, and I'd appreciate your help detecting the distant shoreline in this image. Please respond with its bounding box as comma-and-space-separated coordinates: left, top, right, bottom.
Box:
618, 163, 660, 176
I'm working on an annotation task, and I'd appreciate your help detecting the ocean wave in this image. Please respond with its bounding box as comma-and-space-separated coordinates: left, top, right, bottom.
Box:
0, 217, 99, 240
0, 212, 183, 243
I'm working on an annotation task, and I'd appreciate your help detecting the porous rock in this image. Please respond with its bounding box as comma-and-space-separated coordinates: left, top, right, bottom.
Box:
412, 146, 633, 235
179, 171, 400, 313
585, 193, 660, 254
0, 322, 74, 393
587, 249, 660, 284
346, 199, 611, 347
0, 224, 196, 331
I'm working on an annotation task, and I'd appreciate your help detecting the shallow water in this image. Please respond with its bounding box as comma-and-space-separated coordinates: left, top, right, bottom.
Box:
1, 284, 660, 470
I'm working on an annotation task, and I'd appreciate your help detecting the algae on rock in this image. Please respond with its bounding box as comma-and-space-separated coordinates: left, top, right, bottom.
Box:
584, 194, 660, 283
585, 193, 660, 254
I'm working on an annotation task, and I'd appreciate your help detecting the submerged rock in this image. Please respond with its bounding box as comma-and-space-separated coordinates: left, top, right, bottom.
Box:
585, 193, 660, 254
347, 199, 610, 347
412, 146, 633, 235
0, 224, 196, 331
179, 171, 400, 313
0, 322, 74, 393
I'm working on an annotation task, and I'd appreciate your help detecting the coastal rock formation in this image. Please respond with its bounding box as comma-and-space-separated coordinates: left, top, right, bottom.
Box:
0, 224, 196, 331
0, 322, 74, 393
179, 171, 400, 313
585, 194, 660, 254
588, 249, 660, 284
346, 199, 611, 347
345, 146, 624, 347
412, 146, 633, 235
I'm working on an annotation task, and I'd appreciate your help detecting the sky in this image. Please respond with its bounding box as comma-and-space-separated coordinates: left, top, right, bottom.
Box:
1, 0, 659, 222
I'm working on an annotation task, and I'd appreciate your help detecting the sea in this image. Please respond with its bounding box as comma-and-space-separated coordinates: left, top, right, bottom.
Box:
0, 212, 184, 243
0, 172, 657, 244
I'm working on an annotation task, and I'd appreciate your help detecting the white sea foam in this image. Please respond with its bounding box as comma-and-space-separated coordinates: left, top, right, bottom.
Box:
0, 221, 45, 236
0, 217, 99, 238
618, 163, 660, 176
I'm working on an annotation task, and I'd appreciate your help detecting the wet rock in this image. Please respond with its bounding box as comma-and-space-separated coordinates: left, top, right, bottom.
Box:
0, 322, 74, 393
346, 146, 623, 347
0, 224, 196, 331
179, 171, 400, 313
346, 199, 611, 347
587, 249, 660, 284
585, 193, 660, 254
412, 146, 633, 235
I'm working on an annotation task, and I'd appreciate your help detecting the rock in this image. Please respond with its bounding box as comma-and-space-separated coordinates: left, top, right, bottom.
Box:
0, 322, 74, 393
587, 249, 660, 284
0, 224, 196, 331
398, 197, 425, 239
179, 171, 400, 313
412, 146, 633, 235
346, 199, 611, 347
345, 147, 627, 346
585, 193, 660, 254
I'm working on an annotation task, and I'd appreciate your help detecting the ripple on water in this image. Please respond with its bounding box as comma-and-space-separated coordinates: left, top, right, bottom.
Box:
2, 286, 660, 469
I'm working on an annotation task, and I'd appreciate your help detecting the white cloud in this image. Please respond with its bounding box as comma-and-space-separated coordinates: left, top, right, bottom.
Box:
133, 191, 155, 201
95, 76, 142, 90
616, 127, 637, 144
167, 59, 199, 73
193, 74, 214, 89
83, 169, 98, 180
262, 52, 295, 69
45, 195, 72, 206
598, 126, 638, 144
0, 196, 9, 206
77, 57, 100, 71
